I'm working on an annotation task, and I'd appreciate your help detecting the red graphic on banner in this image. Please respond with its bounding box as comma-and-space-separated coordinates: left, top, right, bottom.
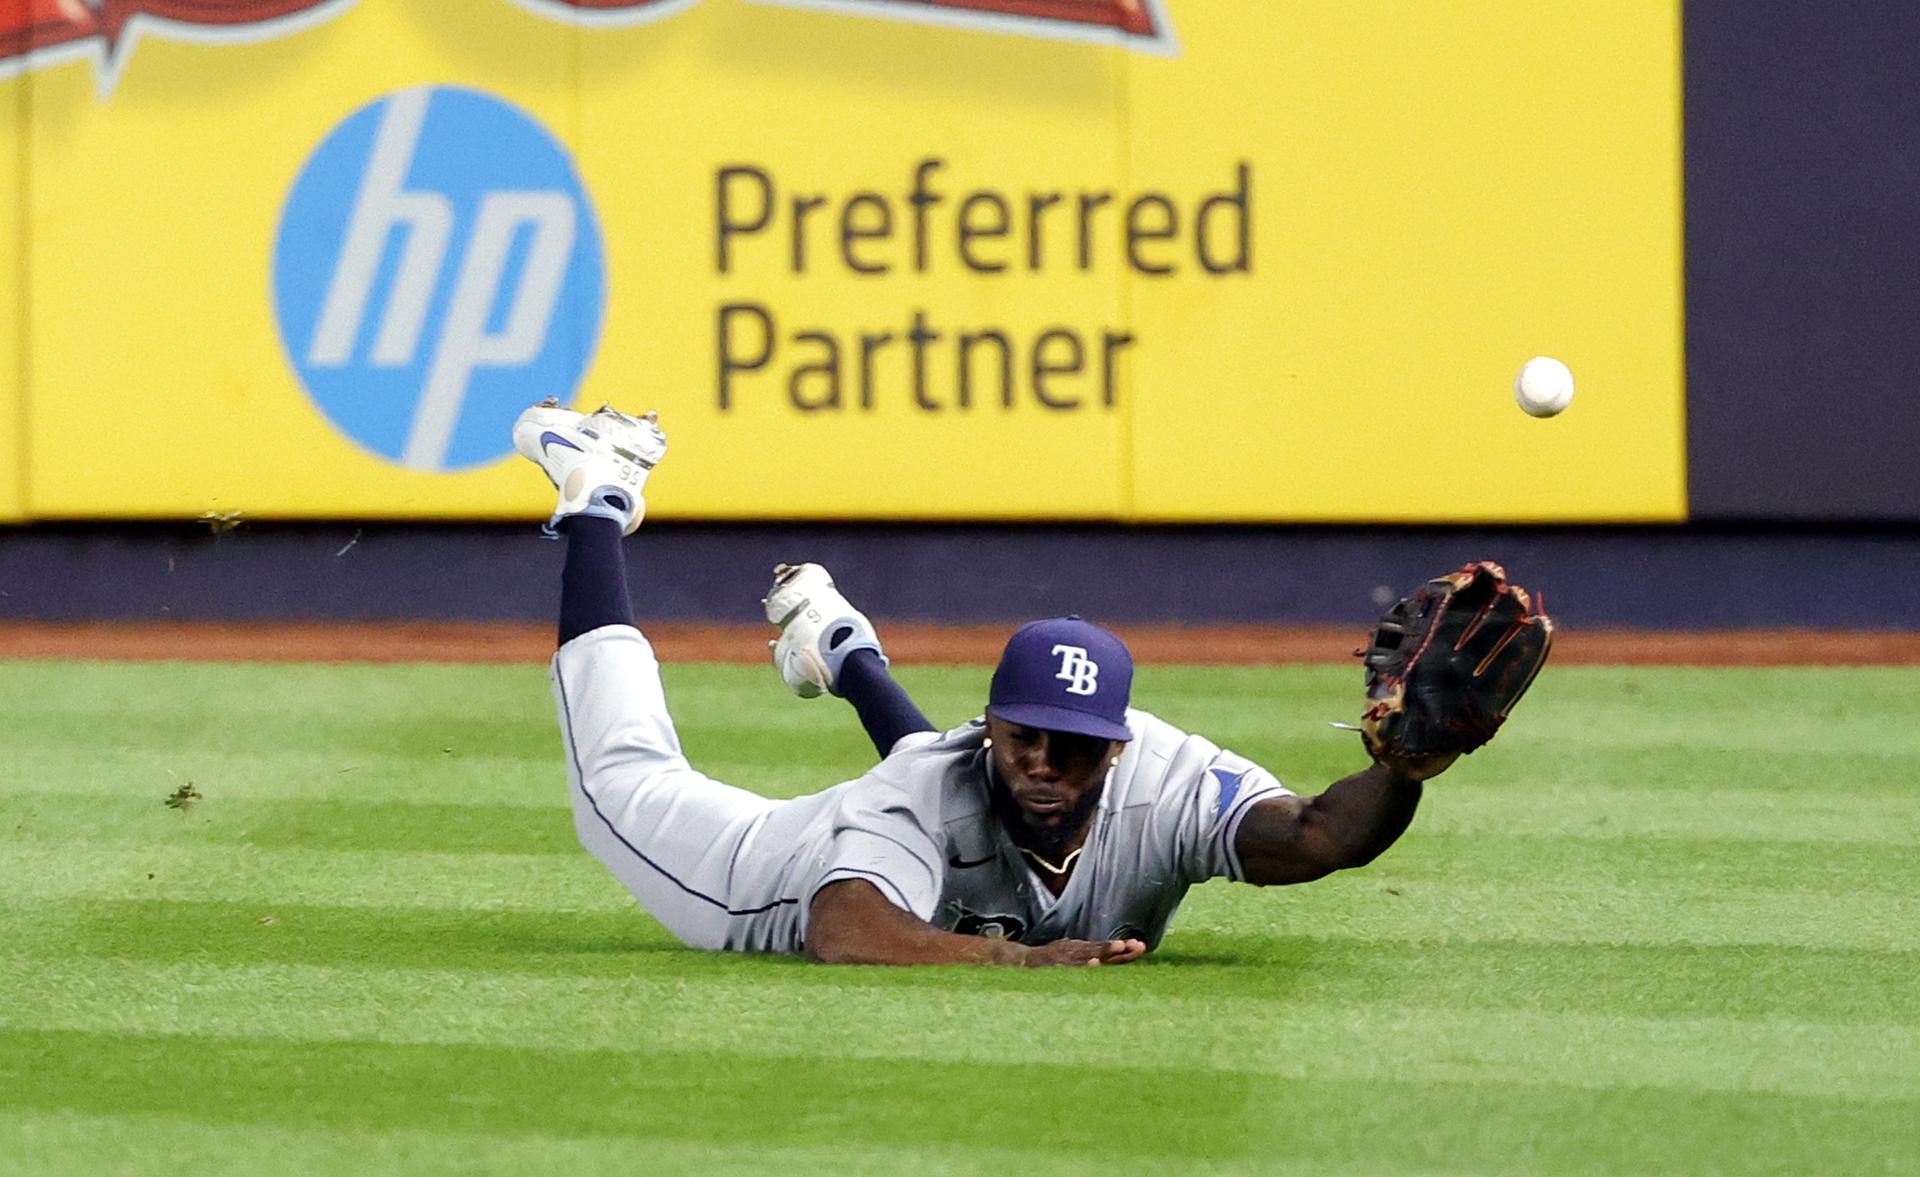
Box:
0, 0, 1166, 84
0, 0, 115, 59
1, 0, 330, 61
894, 0, 1154, 38
538, 0, 1160, 38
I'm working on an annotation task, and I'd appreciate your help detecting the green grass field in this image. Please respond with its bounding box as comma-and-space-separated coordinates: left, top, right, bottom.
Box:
2, 658, 1916, 1175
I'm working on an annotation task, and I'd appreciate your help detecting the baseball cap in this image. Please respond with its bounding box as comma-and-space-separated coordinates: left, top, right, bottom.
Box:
986, 616, 1134, 742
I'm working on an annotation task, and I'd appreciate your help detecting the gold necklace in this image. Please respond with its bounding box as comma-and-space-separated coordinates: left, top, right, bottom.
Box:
1018, 845, 1083, 876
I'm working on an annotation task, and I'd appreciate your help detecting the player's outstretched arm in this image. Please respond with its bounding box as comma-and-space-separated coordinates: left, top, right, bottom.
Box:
806, 880, 1148, 967
1233, 757, 1445, 886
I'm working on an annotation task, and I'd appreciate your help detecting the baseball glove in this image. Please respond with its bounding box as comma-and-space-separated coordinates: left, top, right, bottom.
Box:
1359, 561, 1554, 760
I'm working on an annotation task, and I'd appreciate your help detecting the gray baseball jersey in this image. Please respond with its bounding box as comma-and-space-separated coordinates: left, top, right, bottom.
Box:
552, 625, 1292, 955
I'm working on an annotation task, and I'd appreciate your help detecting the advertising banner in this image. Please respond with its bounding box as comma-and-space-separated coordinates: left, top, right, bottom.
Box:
0, 0, 1686, 522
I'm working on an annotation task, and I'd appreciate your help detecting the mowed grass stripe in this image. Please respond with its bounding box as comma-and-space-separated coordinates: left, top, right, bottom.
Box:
13, 762, 1919, 844
4, 795, 583, 856
4, 840, 1913, 952
0, 658, 881, 757
20, 740, 1920, 804
10, 952, 1920, 1099
1371, 832, 1918, 896
1414, 785, 1920, 845
0, 748, 842, 808
0, 843, 624, 913
1137, 665, 1920, 753
2, 1027, 1914, 1176
15, 910, 1920, 1029
11, 794, 1920, 900
1, 748, 562, 807
16, 898, 1918, 1026
11, 661, 1920, 798
1174, 876, 1920, 953
1, 1111, 1429, 1177
13, 659, 1917, 741
1450, 744, 1920, 799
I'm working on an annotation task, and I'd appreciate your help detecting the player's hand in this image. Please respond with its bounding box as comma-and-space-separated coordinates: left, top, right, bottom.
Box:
1366, 742, 1460, 784
1021, 937, 1148, 967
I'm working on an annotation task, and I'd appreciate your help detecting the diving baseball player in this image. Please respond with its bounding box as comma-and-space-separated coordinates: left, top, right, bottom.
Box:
514, 401, 1550, 967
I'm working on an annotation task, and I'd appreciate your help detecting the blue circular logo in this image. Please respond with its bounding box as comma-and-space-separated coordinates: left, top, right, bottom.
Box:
273, 86, 605, 471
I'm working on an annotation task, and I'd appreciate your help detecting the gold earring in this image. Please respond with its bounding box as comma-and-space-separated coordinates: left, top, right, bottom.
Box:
982, 738, 993, 749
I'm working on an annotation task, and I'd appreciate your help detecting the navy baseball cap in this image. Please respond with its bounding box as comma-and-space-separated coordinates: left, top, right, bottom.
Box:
986, 617, 1134, 742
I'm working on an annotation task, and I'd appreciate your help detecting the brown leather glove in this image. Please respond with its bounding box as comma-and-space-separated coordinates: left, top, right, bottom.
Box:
1360, 561, 1555, 760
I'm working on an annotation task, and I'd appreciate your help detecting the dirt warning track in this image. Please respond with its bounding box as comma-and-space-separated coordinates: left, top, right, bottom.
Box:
2, 622, 1917, 666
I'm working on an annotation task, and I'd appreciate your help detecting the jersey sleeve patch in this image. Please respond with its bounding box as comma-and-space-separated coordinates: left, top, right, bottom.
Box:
1209, 766, 1249, 821
1198, 759, 1292, 883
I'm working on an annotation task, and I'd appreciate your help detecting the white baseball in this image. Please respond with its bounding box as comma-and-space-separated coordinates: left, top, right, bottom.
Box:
1514, 356, 1575, 417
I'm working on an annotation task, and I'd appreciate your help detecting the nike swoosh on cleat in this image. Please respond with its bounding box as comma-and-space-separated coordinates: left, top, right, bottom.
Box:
539, 431, 584, 455
948, 853, 997, 869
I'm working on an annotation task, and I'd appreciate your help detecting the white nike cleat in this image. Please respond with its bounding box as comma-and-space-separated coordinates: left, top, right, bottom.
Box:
511, 399, 667, 537
762, 562, 885, 698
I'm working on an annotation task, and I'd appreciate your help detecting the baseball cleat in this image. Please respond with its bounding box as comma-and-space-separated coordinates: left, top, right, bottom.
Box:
512, 399, 667, 537
762, 562, 885, 699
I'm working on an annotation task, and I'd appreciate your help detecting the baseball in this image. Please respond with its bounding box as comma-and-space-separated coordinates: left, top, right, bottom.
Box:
1514, 356, 1575, 417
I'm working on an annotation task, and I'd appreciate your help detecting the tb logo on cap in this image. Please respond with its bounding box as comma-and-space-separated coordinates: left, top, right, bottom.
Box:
1052, 645, 1100, 696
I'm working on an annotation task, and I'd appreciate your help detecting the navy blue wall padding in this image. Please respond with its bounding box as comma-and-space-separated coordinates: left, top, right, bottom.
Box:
3, 522, 1913, 630
1685, 0, 1920, 519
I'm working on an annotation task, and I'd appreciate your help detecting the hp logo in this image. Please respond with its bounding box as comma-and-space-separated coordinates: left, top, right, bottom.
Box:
273, 86, 605, 471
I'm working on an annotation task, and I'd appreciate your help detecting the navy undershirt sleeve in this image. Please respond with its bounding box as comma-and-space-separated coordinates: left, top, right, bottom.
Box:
837, 648, 937, 758
557, 516, 635, 648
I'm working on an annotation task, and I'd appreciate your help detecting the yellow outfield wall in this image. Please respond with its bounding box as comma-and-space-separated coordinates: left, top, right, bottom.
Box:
0, 0, 1685, 523
1124, 2, 1686, 522
0, 5, 21, 525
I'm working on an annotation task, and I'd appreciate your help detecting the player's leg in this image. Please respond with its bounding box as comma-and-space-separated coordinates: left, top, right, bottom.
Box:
551, 615, 778, 950
556, 515, 634, 647
763, 562, 935, 756
518, 404, 776, 950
